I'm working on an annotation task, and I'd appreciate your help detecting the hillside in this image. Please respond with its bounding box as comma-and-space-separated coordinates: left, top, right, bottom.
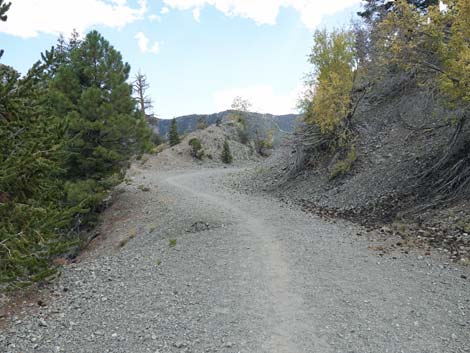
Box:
227, 1, 470, 265
148, 123, 260, 171
238, 74, 470, 264
154, 111, 301, 147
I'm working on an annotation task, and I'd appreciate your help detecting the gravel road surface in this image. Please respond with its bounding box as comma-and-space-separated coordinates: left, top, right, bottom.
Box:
1, 166, 469, 353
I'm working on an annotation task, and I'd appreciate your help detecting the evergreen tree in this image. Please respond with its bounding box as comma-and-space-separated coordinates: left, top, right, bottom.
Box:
221, 139, 233, 164
169, 118, 180, 146
358, 0, 438, 23
0, 0, 10, 22
50, 31, 150, 180
0, 1, 11, 60
0, 63, 75, 284
133, 70, 153, 117
1, 30, 152, 285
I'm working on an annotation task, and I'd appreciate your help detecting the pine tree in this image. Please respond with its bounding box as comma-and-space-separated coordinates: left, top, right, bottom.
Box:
0, 1, 11, 60
51, 31, 150, 179
221, 139, 233, 164
1, 30, 152, 285
169, 118, 180, 146
0, 63, 75, 284
133, 70, 153, 117
0, 0, 11, 22
358, 0, 438, 23
44, 30, 152, 218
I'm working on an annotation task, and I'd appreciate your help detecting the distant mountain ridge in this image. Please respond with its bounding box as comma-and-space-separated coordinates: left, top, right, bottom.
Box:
153, 110, 302, 146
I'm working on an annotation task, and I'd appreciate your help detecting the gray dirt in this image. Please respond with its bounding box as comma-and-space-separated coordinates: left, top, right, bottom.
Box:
1, 164, 469, 353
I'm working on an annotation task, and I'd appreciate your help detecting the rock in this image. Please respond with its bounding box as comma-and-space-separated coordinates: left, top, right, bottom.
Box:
189, 221, 211, 233
380, 226, 391, 234
173, 341, 186, 348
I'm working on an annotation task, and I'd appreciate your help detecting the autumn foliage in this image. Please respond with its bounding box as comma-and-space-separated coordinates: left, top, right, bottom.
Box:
301, 0, 470, 186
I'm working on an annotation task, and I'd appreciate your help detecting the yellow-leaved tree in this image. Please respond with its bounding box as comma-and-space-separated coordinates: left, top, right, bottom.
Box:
375, 0, 470, 197
436, 0, 470, 108
298, 29, 359, 179
302, 29, 357, 146
376, 0, 469, 110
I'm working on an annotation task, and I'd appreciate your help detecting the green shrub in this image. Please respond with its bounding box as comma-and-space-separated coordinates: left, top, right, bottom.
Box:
196, 117, 207, 130
188, 138, 204, 160
237, 127, 250, 145
137, 184, 150, 192
221, 139, 233, 164
151, 132, 165, 146
329, 146, 357, 180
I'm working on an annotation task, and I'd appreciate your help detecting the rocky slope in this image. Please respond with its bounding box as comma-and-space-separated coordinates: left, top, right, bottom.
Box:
236, 80, 470, 263
153, 110, 301, 147
151, 123, 261, 170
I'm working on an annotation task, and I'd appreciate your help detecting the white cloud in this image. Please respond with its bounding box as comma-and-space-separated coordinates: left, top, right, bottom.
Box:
160, 6, 170, 14
110, 0, 128, 5
149, 42, 161, 53
162, 0, 361, 28
213, 84, 303, 115
135, 32, 160, 54
1, 0, 148, 38
193, 8, 201, 22
148, 14, 161, 22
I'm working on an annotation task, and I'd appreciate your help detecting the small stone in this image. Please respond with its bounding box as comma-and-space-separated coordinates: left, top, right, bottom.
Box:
173, 341, 186, 348
224, 342, 234, 348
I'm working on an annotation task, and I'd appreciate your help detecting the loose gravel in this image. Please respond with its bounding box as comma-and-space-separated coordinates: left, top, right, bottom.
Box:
1, 161, 469, 353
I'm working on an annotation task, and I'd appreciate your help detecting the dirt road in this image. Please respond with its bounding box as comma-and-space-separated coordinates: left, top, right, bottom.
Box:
2, 166, 469, 353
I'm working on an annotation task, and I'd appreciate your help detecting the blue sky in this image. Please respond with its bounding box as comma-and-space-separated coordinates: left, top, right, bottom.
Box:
0, 0, 362, 119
